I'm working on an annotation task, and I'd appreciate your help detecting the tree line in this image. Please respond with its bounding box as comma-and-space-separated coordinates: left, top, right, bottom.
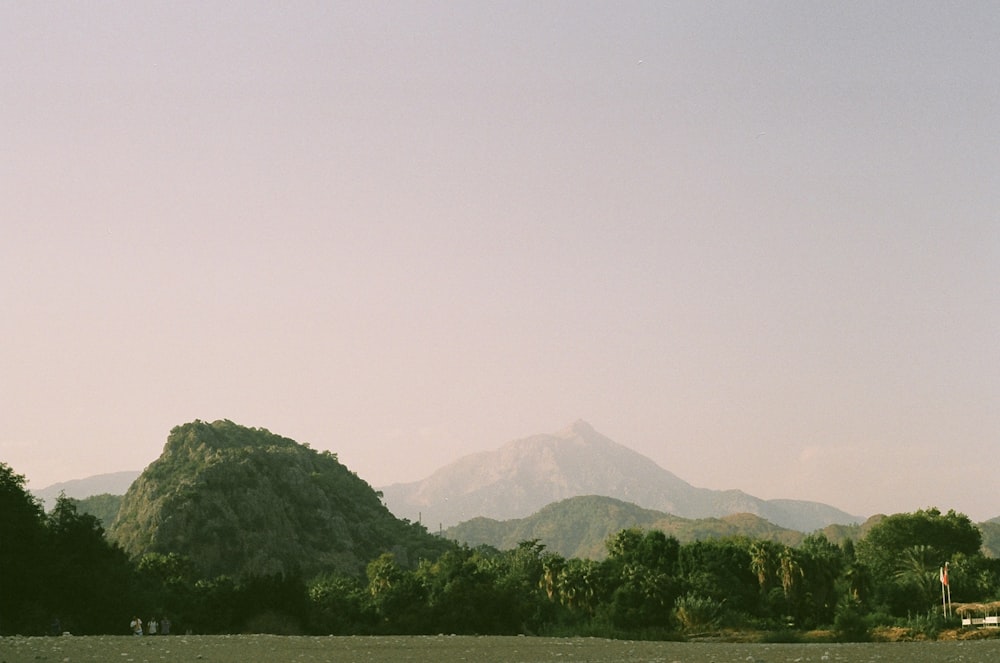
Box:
3, 461, 998, 639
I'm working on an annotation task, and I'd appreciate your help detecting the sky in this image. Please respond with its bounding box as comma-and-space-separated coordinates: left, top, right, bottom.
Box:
2, 2, 998, 522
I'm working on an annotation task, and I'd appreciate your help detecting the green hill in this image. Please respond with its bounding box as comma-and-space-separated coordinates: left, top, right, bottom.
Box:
444, 495, 807, 558
71, 493, 123, 527
109, 420, 453, 579
979, 521, 1000, 558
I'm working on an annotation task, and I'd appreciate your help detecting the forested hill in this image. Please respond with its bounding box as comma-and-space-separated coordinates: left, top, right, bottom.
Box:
441, 496, 935, 561
108, 420, 453, 579
444, 495, 809, 559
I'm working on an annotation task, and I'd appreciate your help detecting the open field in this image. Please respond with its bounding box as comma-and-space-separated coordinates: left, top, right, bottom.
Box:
4, 635, 1000, 663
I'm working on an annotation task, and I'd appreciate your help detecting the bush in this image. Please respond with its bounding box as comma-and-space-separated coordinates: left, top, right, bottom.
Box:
674, 593, 723, 633
833, 596, 869, 642
902, 610, 948, 640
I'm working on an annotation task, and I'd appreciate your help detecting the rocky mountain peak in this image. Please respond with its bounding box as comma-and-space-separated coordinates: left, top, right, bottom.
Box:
561, 419, 598, 439
380, 422, 861, 532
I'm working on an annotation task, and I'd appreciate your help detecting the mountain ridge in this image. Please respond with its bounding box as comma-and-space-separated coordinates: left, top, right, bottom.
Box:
381, 420, 862, 532
444, 494, 813, 559
33, 470, 140, 509
37, 421, 999, 538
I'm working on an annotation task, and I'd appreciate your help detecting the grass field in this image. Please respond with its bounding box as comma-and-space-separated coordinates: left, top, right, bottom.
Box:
3, 634, 1000, 663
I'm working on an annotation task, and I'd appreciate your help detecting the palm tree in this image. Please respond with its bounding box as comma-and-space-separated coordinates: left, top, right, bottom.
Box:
539, 554, 564, 602
557, 558, 599, 614
894, 544, 938, 604
778, 546, 804, 600
844, 561, 871, 603
749, 541, 775, 593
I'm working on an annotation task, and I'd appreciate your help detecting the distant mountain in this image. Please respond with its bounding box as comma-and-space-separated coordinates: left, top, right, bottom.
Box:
381, 420, 862, 532
445, 495, 807, 559
108, 419, 453, 578
33, 470, 140, 509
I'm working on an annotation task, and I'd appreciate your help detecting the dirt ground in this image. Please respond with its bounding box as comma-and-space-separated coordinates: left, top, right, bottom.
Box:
3, 634, 1000, 663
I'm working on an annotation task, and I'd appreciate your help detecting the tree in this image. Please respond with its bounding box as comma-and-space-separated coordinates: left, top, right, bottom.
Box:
190, 575, 239, 633
857, 508, 981, 575
557, 558, 602, 616
797, 534, 844, 627
486, 541, 554, 633
603, 529, 681, 630
46, 495, 135, 634
606, 528, 680, 572
540, 553, 565, 603
0, 463, 48, 634
678, 538, 758, 618
135, 552, 198, 632
307, 572, 369, 634
778, 546, 803, 601
856, 508, 982, 616
365, 553, 427, 633
749, 541, 777, 595
894, 545, 938, 600
424, 547, 514, 633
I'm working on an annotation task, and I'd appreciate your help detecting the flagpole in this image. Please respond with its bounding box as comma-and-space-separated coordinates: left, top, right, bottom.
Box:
940, 565, 948, 617
945, 562, 952, 618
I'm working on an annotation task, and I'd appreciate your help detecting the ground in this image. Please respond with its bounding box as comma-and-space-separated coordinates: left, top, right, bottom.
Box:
4, 635, 1000, 663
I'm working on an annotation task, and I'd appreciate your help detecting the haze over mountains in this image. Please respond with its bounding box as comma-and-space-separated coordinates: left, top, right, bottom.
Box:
27, 421, 1000, 570
379, 420, 861, 532
34, 421, 865, 534
33, 470, 139, 509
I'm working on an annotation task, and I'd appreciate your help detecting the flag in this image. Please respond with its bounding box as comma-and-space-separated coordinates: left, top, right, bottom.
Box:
940, 565, 949, 587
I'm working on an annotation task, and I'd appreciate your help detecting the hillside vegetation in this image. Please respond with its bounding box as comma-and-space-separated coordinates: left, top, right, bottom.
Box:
72, 493, 123, 527
977, 521, 1000, 560
4, 441, 1000, 639
109, 420, 451, 578
444, 495, 844, 558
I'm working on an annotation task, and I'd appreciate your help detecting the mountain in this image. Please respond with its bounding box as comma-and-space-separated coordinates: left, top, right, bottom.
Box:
71, 494, 124, 527
33, 470, 140, 509
980, 521, 1000, 558
108, 419, 453, 579
445, 495, 807, 559
380, 420, 862, 532
760, 499, 865, 533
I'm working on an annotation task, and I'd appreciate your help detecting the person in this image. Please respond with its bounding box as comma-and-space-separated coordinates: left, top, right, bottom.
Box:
161, 617, 171, 635
148, 617, 158, 635
130, 616, 143, 636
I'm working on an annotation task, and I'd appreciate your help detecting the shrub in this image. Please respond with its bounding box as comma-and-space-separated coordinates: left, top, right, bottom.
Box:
833, 596, 869, 642
674, 593, 723, 632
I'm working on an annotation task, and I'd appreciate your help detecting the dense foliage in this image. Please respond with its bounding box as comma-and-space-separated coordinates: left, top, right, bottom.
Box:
982, 522, 1000, 559
4, 424, 1000, 639
109, 420, 452, 579
1, 464, 133, 635
71, 493, 123, 527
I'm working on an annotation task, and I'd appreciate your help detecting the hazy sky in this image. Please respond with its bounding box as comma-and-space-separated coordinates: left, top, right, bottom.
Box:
3, 2, 998, 521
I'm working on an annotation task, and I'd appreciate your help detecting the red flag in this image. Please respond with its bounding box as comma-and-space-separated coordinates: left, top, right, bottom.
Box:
940, 565, 949, 587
